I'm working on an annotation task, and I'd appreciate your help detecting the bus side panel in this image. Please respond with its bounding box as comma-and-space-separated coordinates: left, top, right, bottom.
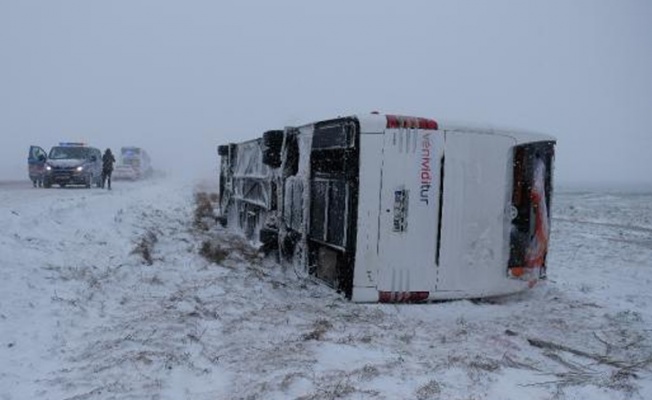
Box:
437, 132, 521, 295
221, 140, 273, 241
375, 128, 444, 294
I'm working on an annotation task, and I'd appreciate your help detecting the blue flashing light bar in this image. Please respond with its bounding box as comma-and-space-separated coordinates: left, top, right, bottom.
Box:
59, 142, 86, 147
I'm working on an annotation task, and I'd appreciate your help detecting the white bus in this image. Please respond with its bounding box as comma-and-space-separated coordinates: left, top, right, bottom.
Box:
217, 113, 555, 303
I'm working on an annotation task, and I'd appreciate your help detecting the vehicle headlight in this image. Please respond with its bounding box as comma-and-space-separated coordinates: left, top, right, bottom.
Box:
45, 165, 52, 171
76, 166, 84, 172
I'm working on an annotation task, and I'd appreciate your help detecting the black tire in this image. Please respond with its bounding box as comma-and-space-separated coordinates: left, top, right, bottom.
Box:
85, 174, 92, 188
59, 183, 66, 188
43, 179, 51, 188
259, 227, 279, 254
281, 230, 301, 259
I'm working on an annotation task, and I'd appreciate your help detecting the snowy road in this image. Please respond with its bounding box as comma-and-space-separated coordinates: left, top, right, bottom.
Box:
1, 179, 652, 399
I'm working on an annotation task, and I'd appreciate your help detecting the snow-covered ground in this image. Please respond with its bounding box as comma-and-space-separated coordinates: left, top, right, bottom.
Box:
1, 178, 651, 400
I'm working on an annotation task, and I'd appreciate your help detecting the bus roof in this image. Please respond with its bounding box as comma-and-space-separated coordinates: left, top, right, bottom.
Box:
353, 113, 556, 144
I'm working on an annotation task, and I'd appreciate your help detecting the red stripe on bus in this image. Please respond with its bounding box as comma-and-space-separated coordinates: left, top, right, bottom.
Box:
379, 291, 430, 303
386, 115, 438, 130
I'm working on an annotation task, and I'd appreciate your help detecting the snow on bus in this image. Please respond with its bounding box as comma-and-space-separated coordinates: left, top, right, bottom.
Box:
216, 113, 556, 303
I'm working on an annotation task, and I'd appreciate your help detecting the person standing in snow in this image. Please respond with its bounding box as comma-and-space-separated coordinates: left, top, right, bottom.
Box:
102, 148, 116, 190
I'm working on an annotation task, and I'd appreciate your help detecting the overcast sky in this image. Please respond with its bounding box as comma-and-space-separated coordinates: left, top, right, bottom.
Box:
1, 1, 651, 187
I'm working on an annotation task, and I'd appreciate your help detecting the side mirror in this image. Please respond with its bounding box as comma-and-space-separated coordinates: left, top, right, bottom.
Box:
90, 155, 97, 162
38, 154, 46, 162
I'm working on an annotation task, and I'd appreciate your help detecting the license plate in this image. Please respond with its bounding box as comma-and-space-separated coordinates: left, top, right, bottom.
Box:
393, 188, 409, 232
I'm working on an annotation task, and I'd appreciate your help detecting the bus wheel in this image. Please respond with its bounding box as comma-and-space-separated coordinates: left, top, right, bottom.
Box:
259, 227, 279, 254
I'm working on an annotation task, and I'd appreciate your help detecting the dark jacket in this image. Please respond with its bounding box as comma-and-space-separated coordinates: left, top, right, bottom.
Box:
102, 150, 116, 173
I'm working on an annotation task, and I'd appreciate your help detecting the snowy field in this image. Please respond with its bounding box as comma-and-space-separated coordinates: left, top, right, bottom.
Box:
1, 177, 651, 400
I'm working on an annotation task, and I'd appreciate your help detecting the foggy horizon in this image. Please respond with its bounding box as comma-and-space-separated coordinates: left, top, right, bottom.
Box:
2, 1, 651, 188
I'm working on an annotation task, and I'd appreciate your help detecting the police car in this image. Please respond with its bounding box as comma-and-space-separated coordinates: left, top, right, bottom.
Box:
29, 143, 103, 188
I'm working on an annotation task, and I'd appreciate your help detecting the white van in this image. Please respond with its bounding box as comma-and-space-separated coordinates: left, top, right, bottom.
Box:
114, 146, 153, 180
217, 113, 555, 302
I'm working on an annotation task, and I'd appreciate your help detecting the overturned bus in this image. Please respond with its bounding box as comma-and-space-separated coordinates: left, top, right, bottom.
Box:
217, 113, 555, 303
